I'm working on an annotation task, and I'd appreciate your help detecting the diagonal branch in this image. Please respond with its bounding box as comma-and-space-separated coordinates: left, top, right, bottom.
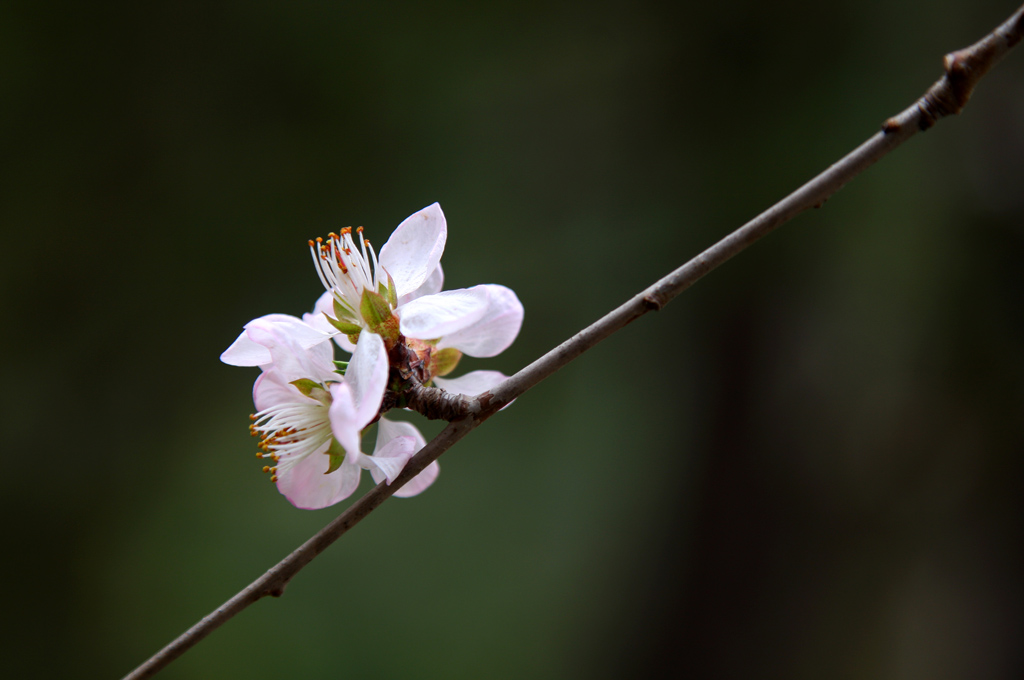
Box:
123, 5, 1024, 679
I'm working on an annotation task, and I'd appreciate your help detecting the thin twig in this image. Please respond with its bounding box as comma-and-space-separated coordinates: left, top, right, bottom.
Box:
123, 6, 1024, 679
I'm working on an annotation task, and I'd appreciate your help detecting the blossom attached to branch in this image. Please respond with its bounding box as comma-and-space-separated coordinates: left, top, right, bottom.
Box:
220, 202, 524, 509
309, 203, 524, 394
223, 317, 428, 509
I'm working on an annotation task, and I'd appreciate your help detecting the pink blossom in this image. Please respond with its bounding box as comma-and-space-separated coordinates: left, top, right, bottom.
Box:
226, 318, 434, 510
310, 203, 524, 392
220, 202, 524, 509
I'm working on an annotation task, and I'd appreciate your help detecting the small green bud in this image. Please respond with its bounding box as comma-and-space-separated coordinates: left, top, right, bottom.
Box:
432, 347, 463, 377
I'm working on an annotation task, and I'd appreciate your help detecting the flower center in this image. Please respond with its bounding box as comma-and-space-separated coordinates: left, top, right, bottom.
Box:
250, 400, 333, 482
309, 227, 384, 325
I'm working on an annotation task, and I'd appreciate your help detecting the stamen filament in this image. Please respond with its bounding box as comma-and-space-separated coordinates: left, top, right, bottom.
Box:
307, 226, 389, 332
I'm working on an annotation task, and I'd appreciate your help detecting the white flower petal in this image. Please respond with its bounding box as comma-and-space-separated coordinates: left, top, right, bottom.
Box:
328, 334, 388, 466
276, 448, 361, 510
374, 418, 427, 452
220, 311, 331, 372
345, 332, 389, 425
221, 313, 333, 368
220, 331, 272, 366
436, 285, 523, 357
367, 435, 417, 485
253, 371, 301, 412
393, 460, 439, 498
397, 263, 444, 306
302, 292, 356, 354
397, 287, 489, 340
433, 370, 508, 397
245, 318, 335, 383
328, 382, 363, 466
301, 292, 338, 335
373, 419, 438, 497
379, 203, 447, 295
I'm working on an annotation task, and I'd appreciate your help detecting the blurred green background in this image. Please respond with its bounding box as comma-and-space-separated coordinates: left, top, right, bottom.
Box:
2, 1, 1022, 678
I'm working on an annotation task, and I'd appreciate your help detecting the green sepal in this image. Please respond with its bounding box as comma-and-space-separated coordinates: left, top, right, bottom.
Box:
360, 289, 391, 326
333, 297, 357, 323
324, 312, 362, 336
333, 360, 350, 375
384, 271, 398, 309
325, 438, 346, 474
290, 378, 330, 404
290, 378, 321, 397
432, 348, 463, 377
360, 289, 400, 344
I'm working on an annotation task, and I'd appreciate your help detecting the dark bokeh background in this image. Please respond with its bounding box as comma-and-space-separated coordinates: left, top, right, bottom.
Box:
2, 1, 1022, 678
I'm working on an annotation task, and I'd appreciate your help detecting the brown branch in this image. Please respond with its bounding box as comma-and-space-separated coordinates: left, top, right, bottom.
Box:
123, 418, 476, 679
486, 2, 1024, 411
123, 5, 1024, 679
401, 382, 476, 421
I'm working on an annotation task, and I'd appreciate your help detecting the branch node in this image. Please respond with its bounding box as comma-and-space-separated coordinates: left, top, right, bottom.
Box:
642, 293, 664, 311
474, 391, 500, 422
914, 6, 1024, 130
401, 383, 473, 421
882, 117, 902, 134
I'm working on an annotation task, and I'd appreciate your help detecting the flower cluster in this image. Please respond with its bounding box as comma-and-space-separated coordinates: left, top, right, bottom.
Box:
221, 203, 523, 509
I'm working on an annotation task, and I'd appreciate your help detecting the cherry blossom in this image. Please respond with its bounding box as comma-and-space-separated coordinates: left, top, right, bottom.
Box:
220, 202, 524, 509
309, 203, 524, 392
227, 318, 431, 510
